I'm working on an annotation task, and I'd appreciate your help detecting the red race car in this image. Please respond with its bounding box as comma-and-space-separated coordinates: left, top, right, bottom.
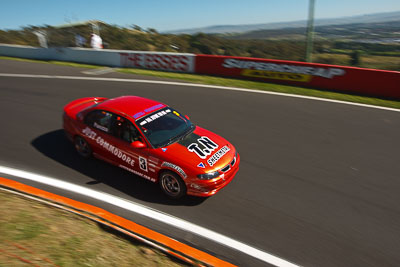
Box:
63, 96, 240, 199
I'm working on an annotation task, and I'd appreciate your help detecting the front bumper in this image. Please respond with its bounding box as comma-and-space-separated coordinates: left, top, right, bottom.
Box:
186, 153, 240, 197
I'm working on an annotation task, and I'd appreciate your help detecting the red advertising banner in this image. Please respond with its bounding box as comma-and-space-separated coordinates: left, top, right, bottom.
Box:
120, 52, 195, 73
195, 55, 400, 99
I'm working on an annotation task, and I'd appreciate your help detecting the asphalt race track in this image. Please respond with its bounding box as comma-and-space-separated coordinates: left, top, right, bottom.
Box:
1, 59, 400, 266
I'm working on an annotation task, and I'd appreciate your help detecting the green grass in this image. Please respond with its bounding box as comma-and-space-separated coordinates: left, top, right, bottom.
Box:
314, 52, 400, 71
371, 51, 400, 57
4, 212, 46, 240
1, 55, 400, 110
0, 189, 184, 267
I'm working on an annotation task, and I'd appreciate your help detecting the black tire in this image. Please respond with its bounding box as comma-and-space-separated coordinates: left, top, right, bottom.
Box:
159, 171, 187, 199
74, 136, 92, 158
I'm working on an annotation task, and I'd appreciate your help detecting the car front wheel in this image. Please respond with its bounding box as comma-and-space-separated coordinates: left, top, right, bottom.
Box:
74, 136, 92, 158
159, 171, 186, 199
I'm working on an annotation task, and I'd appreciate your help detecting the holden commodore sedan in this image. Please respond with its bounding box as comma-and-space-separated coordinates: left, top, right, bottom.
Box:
63, 95, 240, 199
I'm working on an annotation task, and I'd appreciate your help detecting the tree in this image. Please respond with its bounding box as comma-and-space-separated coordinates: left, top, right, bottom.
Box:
350, 50, 361, 66
131, 25, 143, 32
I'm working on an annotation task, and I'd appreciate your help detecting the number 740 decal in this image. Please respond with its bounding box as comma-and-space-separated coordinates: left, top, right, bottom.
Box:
187, 136, 218, 159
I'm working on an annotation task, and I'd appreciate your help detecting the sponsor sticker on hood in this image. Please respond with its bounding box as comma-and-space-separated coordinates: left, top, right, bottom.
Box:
187, 136, 218, 159
207, 145, 230, 166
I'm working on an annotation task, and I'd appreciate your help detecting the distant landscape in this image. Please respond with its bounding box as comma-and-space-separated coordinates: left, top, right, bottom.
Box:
0, 11, 399, 71
228, 20, 400, 42
166, 11, 400, 34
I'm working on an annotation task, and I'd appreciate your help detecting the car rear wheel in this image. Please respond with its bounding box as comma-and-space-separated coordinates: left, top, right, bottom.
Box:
74, 136, 92, 158
159, 171, 186, 199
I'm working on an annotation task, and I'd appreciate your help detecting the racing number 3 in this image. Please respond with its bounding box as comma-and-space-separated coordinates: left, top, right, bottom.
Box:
139, 156, 148, 172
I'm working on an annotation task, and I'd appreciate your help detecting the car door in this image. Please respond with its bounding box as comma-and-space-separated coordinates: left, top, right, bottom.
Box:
107, 115, 155, 182
81, 109, 115, 161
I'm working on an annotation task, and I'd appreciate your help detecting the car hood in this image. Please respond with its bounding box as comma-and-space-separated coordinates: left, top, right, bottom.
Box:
159, 126, 236, 172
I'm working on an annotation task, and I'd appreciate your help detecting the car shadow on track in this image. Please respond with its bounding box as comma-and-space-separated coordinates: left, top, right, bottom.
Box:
31, 129, 206, 206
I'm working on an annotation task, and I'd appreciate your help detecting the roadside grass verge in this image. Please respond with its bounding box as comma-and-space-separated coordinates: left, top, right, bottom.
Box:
1, 56, 399, 110
0, 189, 184, 267
0, 56, 100, 69
314, 52, 400, 71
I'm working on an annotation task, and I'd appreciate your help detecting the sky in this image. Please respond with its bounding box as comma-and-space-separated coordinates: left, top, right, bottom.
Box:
1, 0, 400, 31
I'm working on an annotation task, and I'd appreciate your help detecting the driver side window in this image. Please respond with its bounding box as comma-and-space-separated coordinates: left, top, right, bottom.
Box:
111, 116, 141, 143
84, 110, 113, 133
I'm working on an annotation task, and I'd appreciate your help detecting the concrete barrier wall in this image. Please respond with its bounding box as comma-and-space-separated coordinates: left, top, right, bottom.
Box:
0, 44, 53, 60
1, 44, 399, 99
0, 44, 195, 73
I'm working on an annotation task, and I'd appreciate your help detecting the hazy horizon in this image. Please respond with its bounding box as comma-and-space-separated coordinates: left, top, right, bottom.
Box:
2, 0, 400, 31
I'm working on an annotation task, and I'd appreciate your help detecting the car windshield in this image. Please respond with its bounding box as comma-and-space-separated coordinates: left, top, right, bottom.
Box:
136, 107, 195, 148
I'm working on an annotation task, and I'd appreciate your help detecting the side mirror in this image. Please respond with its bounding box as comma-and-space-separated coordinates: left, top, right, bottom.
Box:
131, 141, 146, 149
185, 115, 190, 120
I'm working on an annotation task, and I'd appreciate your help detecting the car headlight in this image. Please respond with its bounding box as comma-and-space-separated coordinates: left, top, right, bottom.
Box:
197, 171, 220, 180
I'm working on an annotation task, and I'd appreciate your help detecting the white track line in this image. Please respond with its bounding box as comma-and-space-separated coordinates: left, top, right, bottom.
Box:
81, 67, 116, 75
0, 165, 299, 267
0, 73, 399, 113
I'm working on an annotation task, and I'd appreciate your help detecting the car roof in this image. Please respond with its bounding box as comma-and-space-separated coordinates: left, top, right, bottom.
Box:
96, 96, 166, 119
